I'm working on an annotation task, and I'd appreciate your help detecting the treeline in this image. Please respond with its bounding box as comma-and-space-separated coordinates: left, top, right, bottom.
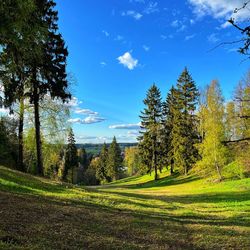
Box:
138, 68, 250, 180
0, 0, 71, 176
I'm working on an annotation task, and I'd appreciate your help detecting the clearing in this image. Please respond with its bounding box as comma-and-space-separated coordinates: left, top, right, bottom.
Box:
0, 166, 249, 249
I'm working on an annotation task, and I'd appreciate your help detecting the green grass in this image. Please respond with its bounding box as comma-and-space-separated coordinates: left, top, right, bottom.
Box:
0, 166, 249, 249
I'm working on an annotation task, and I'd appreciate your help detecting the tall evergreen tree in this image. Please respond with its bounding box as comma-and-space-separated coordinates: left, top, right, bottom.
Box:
64, 128, 77, 183
161, 86, 178, 175
171, 68, 199, 175
0, 0, 37, 172
107, 137, 123, 181
0, 0, 70, 175
96, 143, 109, 183
29, 0, 70, 175
139, 84, 162, 180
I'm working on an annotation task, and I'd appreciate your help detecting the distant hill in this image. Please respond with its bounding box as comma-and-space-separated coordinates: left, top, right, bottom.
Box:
76, 143, 138, 156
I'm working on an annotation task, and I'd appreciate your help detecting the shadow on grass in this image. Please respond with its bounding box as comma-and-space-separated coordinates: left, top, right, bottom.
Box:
103, 173, 200, 189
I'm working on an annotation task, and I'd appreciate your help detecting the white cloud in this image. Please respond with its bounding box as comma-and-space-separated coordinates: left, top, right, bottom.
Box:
109, 122, 141, 129
117, 52, 138, 70
115, 35, 124, 41
68, 115, 105, 124
102, 30, 109, 37
121, 10, 143, 20
143, 45, 150, 51
188, 0, 250, 27
100, 61, 107, 67
207, 33, 220, 43
65, 97, 82, 107
170, 19, 187, 32
75, 108, 98, 115
143, 2, 159, 14
185, 34, 196, 41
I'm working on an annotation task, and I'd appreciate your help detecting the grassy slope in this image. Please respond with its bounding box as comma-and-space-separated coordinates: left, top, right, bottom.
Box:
0, 166, 249, 250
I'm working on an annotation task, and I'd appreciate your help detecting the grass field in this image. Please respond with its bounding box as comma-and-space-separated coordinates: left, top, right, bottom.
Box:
0, 165, 249, 249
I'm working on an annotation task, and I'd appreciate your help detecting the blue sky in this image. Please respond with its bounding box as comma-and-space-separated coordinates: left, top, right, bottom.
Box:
55, 0, 249, 143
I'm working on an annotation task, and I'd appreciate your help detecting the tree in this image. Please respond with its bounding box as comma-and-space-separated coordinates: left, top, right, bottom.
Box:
0, 0, 70, 175
0, 0, 37, 172
0, 116, 18, 168
107, 137, 123, 181
139, 84, 162, 180
124, 146, 145, 176
196, 80, 227, 180
171, 68, 199, 175
64, 128, 78, 183
96, 143, 109, 183
28, 0, 70, 175
228, 1, 250, 58
161, 86, 177, 175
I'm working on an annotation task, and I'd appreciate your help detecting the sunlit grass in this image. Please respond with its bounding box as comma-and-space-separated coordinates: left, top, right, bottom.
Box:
0, 165, 249, 249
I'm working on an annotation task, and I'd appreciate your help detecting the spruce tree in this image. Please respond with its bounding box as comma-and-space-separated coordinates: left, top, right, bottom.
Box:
171, 68, 199, 175
96, 143, 109, 183
139, 84, 162, 180
0, 0, 70, 175
161, 86, 178, 175
107, 137, 123, 181
64, 128, 78, 183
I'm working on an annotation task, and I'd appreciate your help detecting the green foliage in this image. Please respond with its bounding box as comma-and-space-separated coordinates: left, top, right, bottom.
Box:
96, 143, 109, 183
63, 128, 78, 182
23, 128, 37, 174
196, 81, 228, 180
107, 137, 123, 181
0, 116, 18, 167
124, 146, 146, 176
170, 68, 199, 175
139, 84, 162, 180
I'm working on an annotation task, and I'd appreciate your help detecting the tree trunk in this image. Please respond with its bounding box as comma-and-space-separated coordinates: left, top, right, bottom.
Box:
152, 139, 158, 181
72, 166, 74, 184
215, 162, 222, 181
18, 94, 25, 172
170, 159, 174, 175
184, 165, 188, 176
33, 82, 43, 175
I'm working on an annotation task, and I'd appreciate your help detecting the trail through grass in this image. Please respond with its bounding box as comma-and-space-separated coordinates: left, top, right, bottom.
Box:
0, 166, 249, 249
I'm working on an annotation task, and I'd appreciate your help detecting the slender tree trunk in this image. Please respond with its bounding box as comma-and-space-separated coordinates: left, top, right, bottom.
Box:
33, 80, 43, 175
153, 139, 158, 180
184, 165, 188, 176
170, 159, 174, 175
18, 94, 25, 172
215, 162, 222, 181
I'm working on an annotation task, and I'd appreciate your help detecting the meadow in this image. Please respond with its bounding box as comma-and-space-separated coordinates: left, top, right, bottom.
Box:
0, 165, 249, 249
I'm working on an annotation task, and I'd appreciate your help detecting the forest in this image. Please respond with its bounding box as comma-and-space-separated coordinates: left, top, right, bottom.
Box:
0, 0, 249, 249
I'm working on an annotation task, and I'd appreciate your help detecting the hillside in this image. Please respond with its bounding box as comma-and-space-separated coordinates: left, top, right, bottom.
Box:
0, 166, 249, 249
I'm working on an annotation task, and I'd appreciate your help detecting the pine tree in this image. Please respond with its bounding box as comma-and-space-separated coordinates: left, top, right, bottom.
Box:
96, 143, 109, 183
196, 80, 227, 180
0, 0, 37, 172
107, 137, 123, 181
139, 84, 162, 180
161, 86, 178, 175
64, 128, 78, 183
171, 68, 199, 175
0, 0, 70, 175
29, 0, 70, 175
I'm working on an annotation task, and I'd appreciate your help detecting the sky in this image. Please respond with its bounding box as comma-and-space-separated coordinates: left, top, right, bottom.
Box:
1, 0, 250, 143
